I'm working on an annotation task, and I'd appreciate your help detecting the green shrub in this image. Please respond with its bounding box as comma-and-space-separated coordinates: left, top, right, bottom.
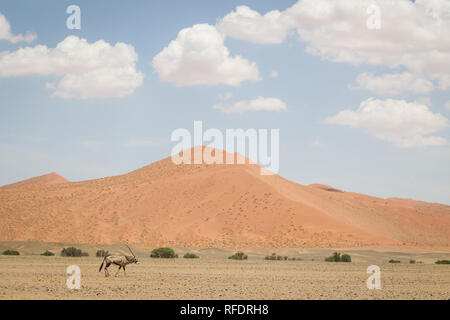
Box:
389, 259, 401, 263
325, 252, 341, 262
61, 247, 88, 257
341, 254, 352, 262
2, 249, 19, 256
150, 247, 178, 258
409, 260, 416, 264
41, 250, 55, 256
183, 253, 199, 259
435, 260, 450, 264
325, 252, 351, 262
96, 249, 109, 257
229, 252, 248, 260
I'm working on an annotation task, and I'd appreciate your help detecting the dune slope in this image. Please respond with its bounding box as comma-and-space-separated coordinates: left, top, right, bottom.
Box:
0, 172, 68, 190
0, 148, 449, 249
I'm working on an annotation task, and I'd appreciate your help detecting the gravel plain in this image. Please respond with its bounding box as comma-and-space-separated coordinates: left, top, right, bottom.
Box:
0, 247, 449, 300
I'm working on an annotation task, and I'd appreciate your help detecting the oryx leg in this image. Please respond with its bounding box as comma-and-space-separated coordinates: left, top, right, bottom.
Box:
123, 265, 126, 276
115, 265, 122, 277
105, 262, 111, 277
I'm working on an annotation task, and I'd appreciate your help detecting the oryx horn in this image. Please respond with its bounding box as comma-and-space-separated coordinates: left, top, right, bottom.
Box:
126, 244, 136, 257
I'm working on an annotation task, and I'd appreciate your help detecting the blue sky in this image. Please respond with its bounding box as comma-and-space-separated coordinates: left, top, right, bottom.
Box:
1, 0, 449, 204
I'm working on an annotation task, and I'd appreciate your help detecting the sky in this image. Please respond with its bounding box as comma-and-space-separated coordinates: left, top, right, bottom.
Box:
0, 0, 449, 204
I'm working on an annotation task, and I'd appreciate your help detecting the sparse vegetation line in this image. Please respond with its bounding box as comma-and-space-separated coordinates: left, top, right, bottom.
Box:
325, 252, 351, 262
2, 249, 19, 256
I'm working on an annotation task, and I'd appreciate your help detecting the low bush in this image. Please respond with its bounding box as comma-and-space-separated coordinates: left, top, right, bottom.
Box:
325, 252, 340, 262
325, 252, 352, 262
150, 247, 178, 258
228, 252, 248, 260
265, 253, 283, 260
435, 260, 450, 264
409, 260, 416, 264
389, 259, 401, 263
183, 253, 199, 259
41, 250, 55, 256
61, 247, 89, 257
2, 249, 19, 256
96, 249, 109, 257
341, 254, 352, 262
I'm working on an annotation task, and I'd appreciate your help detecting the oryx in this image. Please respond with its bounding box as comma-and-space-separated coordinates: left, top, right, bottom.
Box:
99, 245, 139, 277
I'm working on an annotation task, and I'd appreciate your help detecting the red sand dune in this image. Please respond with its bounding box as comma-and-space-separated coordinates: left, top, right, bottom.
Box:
0, 172, 68, 190
0, 147, 449, 250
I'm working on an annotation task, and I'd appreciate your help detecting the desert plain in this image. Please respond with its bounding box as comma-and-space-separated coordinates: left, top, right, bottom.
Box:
0, 242, 449, 300
0, 149, 449, 300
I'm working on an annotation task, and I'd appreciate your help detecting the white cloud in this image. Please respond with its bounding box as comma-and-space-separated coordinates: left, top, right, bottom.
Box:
217, 6, 290, 44
284, 0, 450, 75
219, 0, 450, 93
416, 97, 432, 107
445, 100, 450, 110
325, 98, 449, 148
0, 13, 36, 43
271, 70, 279, 78
351, 72, 434, 96
436, 74, 450, 90
214, 96, 287, 114
152, 24, 260, 87
0, 36, 143, 99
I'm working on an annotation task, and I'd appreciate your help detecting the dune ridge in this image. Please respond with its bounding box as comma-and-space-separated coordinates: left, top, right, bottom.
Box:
0, 172, 68, 190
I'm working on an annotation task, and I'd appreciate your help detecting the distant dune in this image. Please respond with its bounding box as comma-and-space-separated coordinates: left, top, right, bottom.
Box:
0, 147, 449, 250
0, 172, 68, 190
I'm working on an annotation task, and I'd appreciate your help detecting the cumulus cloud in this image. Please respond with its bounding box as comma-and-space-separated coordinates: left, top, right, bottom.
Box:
214, 96, 287, 114
0, 36, 143, 99
285, 0, 450, 74
351, 72, 434, 96
152, 24, 260, 87
445, 100, 450, 110
219, 0, 450, 93
217, 6, 290, 44
437, 75, 450, 90
0, 13, 36, 43
416, 96, 432, 107
325, 98, 449, 148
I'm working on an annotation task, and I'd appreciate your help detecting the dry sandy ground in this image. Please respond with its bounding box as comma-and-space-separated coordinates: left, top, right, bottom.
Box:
0, 244, 449, 300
